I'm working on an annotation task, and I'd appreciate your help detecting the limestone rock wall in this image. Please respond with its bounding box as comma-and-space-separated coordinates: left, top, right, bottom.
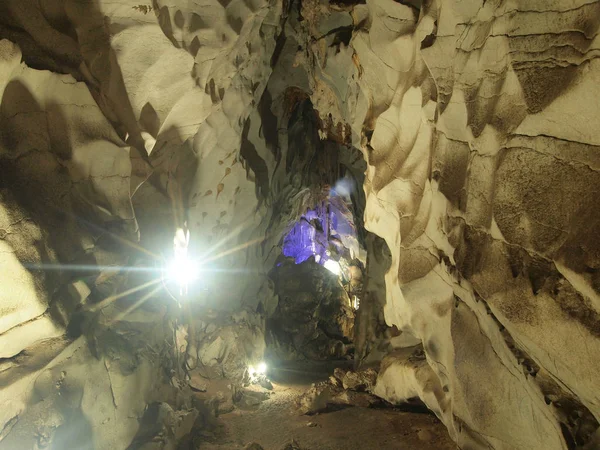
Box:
0, 0, 283, 448
267, 260, 355, 361
0, 38, 136, 359
1, 0, 600, 448
0, 0, 283, 352
0, 311, 179, 450
303, 0, 600, 448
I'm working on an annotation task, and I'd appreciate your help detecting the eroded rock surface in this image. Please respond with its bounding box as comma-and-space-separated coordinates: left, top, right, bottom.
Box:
308, 0, 600, 448
267, 259, 355, 361
1, 0, 599, 449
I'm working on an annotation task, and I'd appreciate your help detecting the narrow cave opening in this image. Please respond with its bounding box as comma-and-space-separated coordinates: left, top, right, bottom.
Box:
256, 95, 380, 387
248, 91, 366, 364
266, 182, 365, 362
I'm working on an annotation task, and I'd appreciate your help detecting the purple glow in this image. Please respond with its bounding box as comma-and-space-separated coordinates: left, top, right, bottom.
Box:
282, 214, 327, 264
282, 200, 355, 266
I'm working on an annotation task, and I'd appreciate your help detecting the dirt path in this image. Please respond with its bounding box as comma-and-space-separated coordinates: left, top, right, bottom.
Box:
198, 362, 457, 450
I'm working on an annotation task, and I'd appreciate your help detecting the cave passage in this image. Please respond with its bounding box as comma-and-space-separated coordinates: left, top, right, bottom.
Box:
1, 0, 599, 449
266, 179, 366, 363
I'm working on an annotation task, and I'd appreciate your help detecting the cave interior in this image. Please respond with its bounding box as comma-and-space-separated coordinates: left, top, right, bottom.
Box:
0, 0, 599, 449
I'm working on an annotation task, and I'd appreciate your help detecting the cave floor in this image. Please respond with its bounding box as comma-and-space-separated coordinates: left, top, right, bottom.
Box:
198, 361, 457, 450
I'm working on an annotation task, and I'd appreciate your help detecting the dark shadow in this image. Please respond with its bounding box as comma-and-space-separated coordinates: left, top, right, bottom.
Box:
126, 402, 165, 449
353, 234, 392, 366
139, 102, 161, 139
385, 399, 438, 416
0, 24, 73, 76
0, 80, 93, 331
267, 259, 355, 361
268, 359, 354, 385
241, 117, 270, 204
257, 87, 280, 160
286, 98, 321, 175
0, 0, 155, 160
153, 2, 180, 49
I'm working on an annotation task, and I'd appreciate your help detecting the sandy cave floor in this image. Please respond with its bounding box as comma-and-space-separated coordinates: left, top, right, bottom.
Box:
197, 362, 457, 450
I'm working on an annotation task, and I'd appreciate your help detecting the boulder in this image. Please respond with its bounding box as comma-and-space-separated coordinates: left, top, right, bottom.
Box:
341, 368, 377, 392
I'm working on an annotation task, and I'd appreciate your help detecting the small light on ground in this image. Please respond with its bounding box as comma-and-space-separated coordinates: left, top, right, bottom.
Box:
257, 362, 267, 375
248, 362, 268, 383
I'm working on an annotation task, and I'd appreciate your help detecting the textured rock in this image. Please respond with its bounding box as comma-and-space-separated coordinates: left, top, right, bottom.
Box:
0, 0, 283, 445
127, 402, 198, 450
0, 310, 178, 450
267, 260, 355, 360
236, 386, 270, 407
293, 0, 600, 448
1, 0, 599, 448
245, 0, 600, 447
281, 441, 301, 450
341, 368, 377, 392
297, 379, 382, 415
187, 309, 265, 381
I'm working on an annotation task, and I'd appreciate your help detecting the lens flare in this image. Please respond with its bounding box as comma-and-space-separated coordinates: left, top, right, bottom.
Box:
166, 257, 199, 286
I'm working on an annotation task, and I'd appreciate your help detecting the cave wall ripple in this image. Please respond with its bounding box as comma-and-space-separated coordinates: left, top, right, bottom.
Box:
301, 0, 600, 448
0, 0, 599, 448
